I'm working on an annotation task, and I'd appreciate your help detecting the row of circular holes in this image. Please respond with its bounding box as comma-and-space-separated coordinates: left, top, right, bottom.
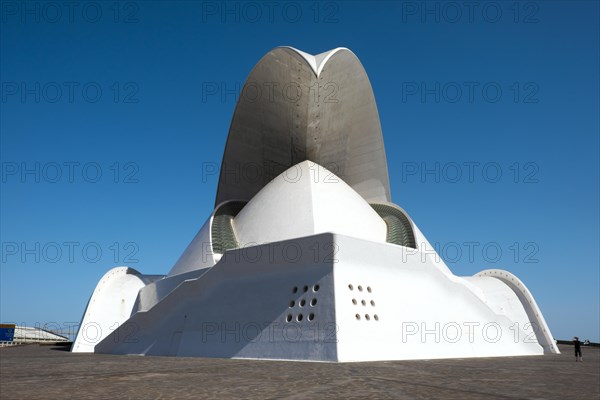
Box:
356, 314, 379, 321
290, 298, 317, 308
348, 284, 371, 293
352, 299, 375, 306
286, 313, 315, 323
288, 312, 378, 322
294, 284, 319, 293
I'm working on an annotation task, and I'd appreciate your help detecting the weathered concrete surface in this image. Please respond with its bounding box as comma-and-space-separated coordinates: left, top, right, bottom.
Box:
216, 47, 391, 206
1, 344, 598, 399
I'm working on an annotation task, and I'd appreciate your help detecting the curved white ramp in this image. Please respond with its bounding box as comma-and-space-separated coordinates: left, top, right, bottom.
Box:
72, 267, 162, 353
473, 269, 560, 354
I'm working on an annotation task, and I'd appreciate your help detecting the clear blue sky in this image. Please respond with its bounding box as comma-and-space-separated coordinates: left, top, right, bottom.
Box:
1, 1, 598, 341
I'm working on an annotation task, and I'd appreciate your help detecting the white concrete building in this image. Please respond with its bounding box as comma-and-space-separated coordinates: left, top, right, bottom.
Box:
73, 47, 559, 361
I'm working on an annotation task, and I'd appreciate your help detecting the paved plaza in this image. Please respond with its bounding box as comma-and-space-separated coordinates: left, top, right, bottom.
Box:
1, 344, 598, 399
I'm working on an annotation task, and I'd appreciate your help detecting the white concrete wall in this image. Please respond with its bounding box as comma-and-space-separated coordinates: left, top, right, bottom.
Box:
96, 234, 553, 361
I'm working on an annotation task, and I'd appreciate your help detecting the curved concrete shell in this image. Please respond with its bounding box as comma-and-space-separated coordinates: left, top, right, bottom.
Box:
215, 47, 391, 206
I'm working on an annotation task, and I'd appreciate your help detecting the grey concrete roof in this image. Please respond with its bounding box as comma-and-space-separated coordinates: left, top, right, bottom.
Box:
215, 47, 391, 207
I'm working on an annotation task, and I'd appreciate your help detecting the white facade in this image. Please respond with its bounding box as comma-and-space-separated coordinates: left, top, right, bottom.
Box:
73, 47, 559, 361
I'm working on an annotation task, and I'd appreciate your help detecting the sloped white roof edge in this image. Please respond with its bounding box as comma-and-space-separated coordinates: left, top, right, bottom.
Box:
234, 160, 387, 247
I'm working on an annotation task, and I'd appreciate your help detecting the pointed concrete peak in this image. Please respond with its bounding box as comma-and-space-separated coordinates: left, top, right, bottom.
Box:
259, 160, 336, 193
279, 46, 353, 77
313, 47, 353, 75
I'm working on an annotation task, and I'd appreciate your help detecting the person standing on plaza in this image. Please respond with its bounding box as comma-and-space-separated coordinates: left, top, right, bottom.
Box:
573, 336, 583, 361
